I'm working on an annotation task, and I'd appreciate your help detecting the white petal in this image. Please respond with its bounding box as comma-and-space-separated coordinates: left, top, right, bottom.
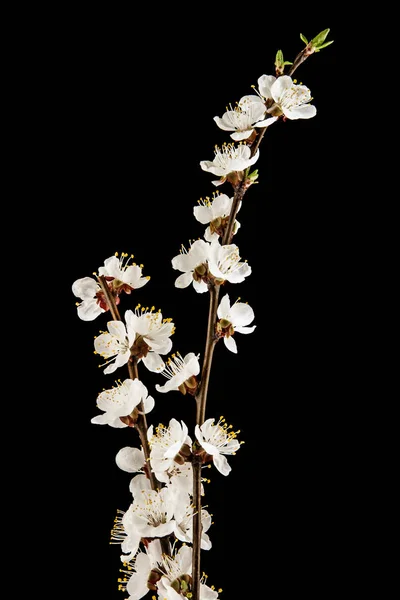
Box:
116, 447, 145, 473
213, 453, 232, 475
230, 302, 254, 326
193, 279, 208, 294
175, 271, 193, 288
231, 129, 253, 141
213, 116, 234, 132
200, 583, 219, 600
172, 253, 197, 273
77, 299, 103, 321
201, 532, 212, 550
217, 294, 231, 319
239, 94, 265, 108
98, 255, 120, 278
129, 474, 151, 497
143, 394, 155, 413
195, 424, 205, 446
224, 336, 237, 353
257, 74, 276, 99
212, 177, 226, 186
142, 352, 165, 373
200, 161, 227, 177
178, 544, 193, 575
226, 262, 252, 283
72, 276, 98, 299
126, 554, 151, 599
283, 104, 317, 120
204, 227, 218, 242
235, 325, 256, 334
271, 75, 293, 102
199, 440, 219, 456
254, 115, 279, 128
90, 414, 110, 425
194, 205, 212, 224
211, 193, 230, 216
107, 320, 127, 342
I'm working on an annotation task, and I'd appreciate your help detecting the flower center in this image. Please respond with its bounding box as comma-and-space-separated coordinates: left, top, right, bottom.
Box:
134, 491, 168, 526
208, 416, 240, 448
214, 142, 240, 167
281, 84, 311, 109
218, 248, 240, 274
149, 423, 177, 451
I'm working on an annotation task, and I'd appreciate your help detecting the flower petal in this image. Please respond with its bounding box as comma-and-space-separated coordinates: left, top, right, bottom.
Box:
72, 276, 98, 299
224, 336, 237, 353
212, 193, 231, 216
254, 115, 279, 128
271, 75, 293, 103
142, 352, 165, 373
77, 299, 103, 321
231, 129, 253, 141
230, 302, 254, 326
213, 453, 232, 476
116, 447, 145, 473
98, 255, 120, 278
107, 320, 127, 342
257, 74, 276, 99
235, 325, 256, 334
283, 104, 317, 120
217, 293, 231, 319
143, 394, 155, 413
193, 279, 208, 294
213, 116, 234, 132
193, 205, 212, 224
200, 583, 219, 600
90, 414, 110, 425
204, 227, 217, 242
174, 271, 193, 288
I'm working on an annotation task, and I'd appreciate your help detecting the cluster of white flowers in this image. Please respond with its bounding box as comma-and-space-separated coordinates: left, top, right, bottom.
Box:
72, 42, 323, 598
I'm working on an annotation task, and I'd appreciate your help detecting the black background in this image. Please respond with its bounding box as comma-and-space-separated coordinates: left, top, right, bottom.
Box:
39, 12, 347, 599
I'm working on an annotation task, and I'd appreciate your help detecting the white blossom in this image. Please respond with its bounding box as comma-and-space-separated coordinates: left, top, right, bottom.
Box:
124, 541, 162, 599
195, 417, 241, 476
217, 294, 256, 353
208, 239, 251, 284
173, 493, 212, 549
125, 306, 174, 372
72, 276, 105, 321
94, 319, 135, 374
194, 193, 241, 242
98, 252, 150, 291
257, 74, 316, 120
156, 352, 200, 394
156, 546, 219, 599
171, 239, 210, 293
214, 95, 276, 140
128, 486, 177, 540
148, 419, 191, 477
200, 142, 259, 186
91, 379, 154, 427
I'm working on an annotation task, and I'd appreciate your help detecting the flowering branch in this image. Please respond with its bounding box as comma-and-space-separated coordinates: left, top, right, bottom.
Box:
72, 28, 332, 600
97, 274, 160, 492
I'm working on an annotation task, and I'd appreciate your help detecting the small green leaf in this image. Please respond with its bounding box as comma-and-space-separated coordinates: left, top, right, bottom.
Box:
248, 169, 259, 183
311, 28, 330, 47
316, 40, 334, 50
275, 49, 284, 65
283, 61, 293, 65
300, 33, 308, 44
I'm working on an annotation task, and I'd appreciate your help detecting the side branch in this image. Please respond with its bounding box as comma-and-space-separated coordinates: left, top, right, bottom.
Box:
195, 284, 219, 425
97, 275, 121, 321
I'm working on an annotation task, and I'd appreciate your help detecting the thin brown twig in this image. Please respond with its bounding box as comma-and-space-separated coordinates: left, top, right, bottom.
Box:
191, 47, 317, 600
